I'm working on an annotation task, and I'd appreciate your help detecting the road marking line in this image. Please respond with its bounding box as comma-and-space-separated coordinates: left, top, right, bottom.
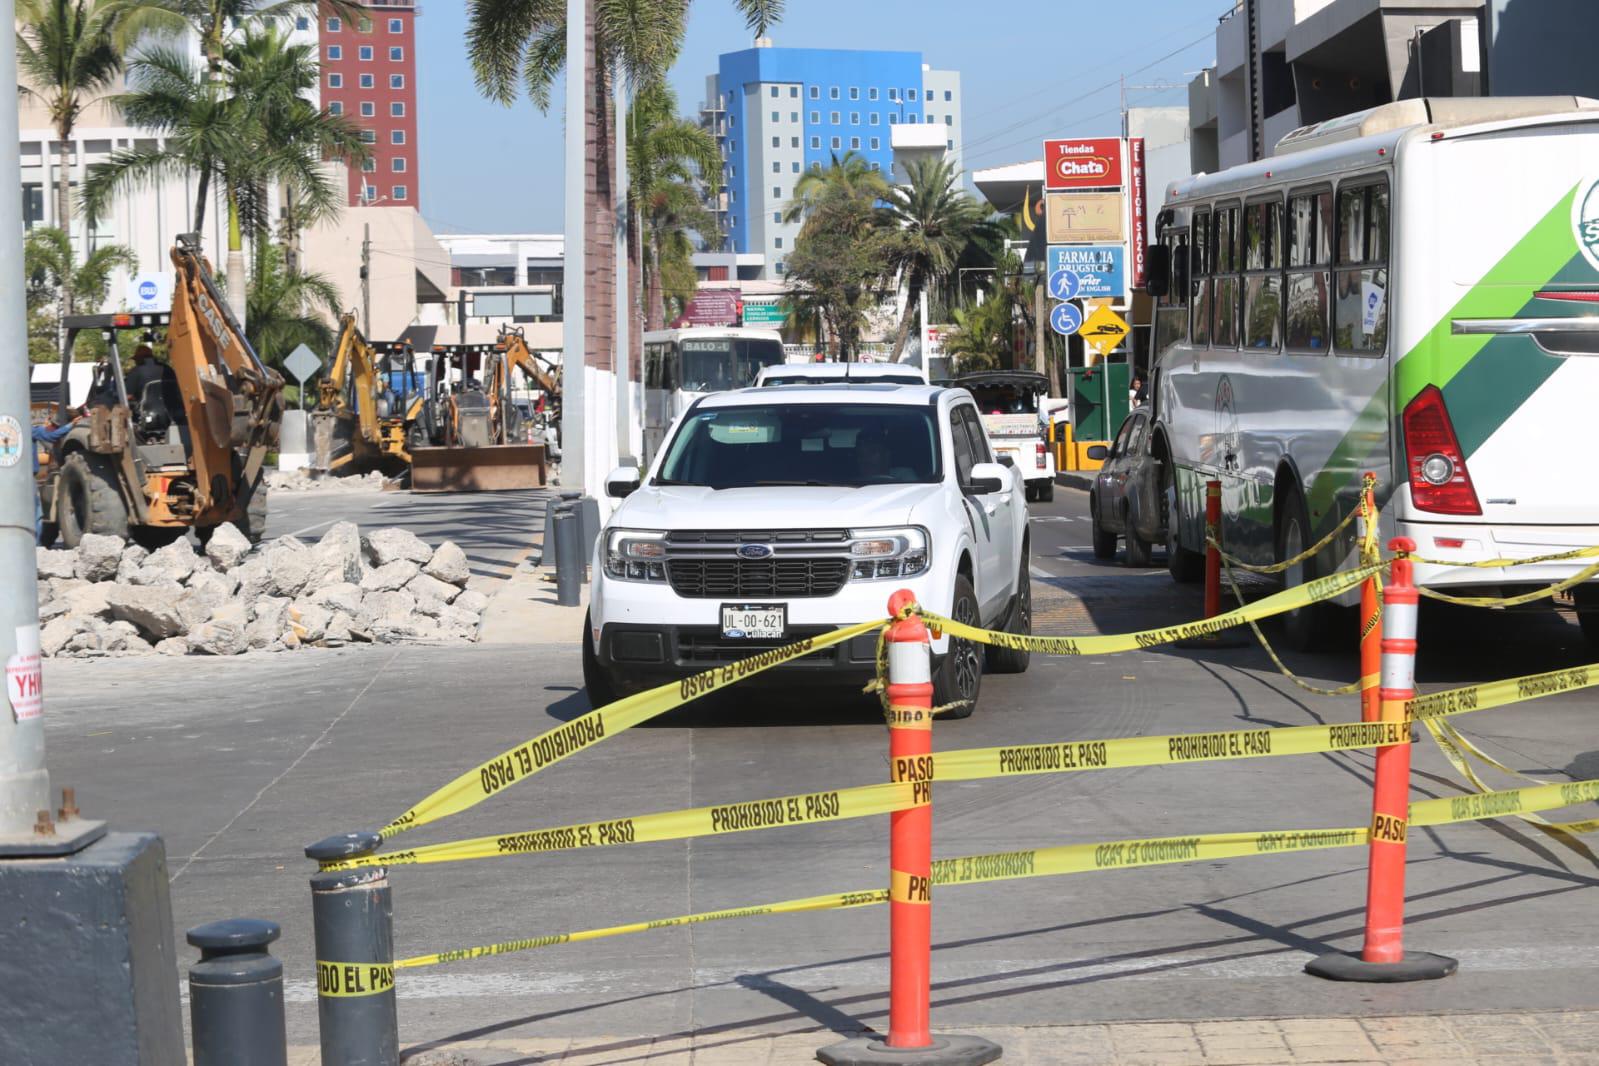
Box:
284, 519, 335, 538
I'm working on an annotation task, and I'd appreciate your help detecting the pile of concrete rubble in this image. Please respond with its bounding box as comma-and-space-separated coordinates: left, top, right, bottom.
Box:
264, 468, 388, 492
35, 524, 484, 658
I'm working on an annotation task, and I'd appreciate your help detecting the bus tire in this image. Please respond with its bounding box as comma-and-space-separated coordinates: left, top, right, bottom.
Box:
1575, 586, 1599, 650
1165, 475, 1204, 583
1276, 488, 1341, 652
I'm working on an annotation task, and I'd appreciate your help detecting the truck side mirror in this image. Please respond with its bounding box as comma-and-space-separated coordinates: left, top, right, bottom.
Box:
606, 465, 641, 498
1144, 245, 1170, 298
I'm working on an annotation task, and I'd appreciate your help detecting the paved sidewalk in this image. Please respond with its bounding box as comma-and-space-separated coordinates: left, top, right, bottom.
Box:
275, 1010, 1599, 1064
478, 565, 587, 644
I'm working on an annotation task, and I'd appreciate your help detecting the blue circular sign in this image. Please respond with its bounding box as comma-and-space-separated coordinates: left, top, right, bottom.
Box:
1050, 301, 1083, 336
138, 280, 158, 300
1048, 269, 1081, 301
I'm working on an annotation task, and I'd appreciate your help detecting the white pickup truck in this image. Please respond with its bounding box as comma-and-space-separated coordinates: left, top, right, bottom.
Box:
953, 371, 1056, 502
585, 383, 1032, 716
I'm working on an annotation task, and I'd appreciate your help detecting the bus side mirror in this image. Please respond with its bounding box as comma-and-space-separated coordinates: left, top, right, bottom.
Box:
1144, 245, 1171, 298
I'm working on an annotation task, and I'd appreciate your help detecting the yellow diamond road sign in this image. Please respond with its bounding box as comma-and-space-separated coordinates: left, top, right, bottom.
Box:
1080, 304, 1130, 357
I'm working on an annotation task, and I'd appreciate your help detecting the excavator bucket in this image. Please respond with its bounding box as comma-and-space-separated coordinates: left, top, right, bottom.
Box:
409, 444, 548, 492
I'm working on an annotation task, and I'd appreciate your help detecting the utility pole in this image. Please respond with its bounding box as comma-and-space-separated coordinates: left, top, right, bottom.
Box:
561, 0, 586, 492
0, 0, 48, 841
360, 222, 372, 338
614, 76, 632, 465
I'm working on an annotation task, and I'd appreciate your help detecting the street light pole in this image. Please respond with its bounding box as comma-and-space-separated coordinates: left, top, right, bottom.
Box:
0, 0, 49, 839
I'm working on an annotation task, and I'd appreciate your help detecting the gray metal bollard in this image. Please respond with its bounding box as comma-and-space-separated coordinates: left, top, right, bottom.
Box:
306, 832, 398, 1066
553, 507, 582, 606
187, 918, 287, 1066
540, 490, 584, 564
577, 496, 602, 576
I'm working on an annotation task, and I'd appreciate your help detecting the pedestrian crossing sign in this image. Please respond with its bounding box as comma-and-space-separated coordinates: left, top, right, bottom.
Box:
1080, 305, 1130, 357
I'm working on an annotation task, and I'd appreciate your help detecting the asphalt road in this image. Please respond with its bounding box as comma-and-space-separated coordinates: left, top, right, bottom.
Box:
37, 483, 1599, 1058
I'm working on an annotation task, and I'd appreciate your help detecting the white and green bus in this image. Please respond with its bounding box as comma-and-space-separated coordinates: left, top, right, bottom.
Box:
1144, 97, 1599, 648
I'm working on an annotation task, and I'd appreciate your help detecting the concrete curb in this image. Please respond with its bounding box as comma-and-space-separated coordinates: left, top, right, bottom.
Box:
1056, 471, 1095, 492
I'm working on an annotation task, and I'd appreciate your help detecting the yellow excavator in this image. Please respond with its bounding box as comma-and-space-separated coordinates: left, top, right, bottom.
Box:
311, 313, 423, 475
36, 233, 283, 547
407, 338, 548, 492
492, 325, 561, 438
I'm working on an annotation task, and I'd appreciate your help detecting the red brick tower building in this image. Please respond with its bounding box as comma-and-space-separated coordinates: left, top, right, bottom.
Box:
318, 0, 419, 207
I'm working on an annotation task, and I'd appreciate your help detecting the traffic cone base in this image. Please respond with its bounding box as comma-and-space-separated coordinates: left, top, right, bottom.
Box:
817, 1034, 1003, 1066
1305, 950, 1458, 983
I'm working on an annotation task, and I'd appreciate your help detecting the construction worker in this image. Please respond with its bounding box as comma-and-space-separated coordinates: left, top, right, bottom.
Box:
32, 414, 79, 544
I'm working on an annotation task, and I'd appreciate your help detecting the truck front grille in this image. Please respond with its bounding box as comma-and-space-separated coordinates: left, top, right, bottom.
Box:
665, 558, 851, 598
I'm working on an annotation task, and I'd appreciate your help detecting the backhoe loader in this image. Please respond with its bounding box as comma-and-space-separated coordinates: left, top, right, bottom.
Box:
311, 314, 424, 475
408, 342, 547, 492
36, 234, 284, 548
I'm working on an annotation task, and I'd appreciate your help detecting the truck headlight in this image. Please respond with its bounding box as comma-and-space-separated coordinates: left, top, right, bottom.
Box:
847, 527, 930, 580
604, 529, 668, 582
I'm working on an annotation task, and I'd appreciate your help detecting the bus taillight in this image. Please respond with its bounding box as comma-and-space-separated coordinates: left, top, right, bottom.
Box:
1403, 386, 1480, 516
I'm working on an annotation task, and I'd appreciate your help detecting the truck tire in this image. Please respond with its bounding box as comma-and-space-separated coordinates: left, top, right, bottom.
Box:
582, 613, 618, 708
1024, 483, 1038, 503
985, 559, 1032, 674
1089, 496, 1117, 560
1036, 479, 1054, 503
931, 573, 982, 718
56, 451, 128, 548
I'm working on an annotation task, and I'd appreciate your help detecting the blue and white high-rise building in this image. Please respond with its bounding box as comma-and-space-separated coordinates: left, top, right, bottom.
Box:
701, 41, 963, 280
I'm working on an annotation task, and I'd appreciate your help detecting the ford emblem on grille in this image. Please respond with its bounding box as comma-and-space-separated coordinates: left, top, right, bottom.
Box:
736, 544, 774, 560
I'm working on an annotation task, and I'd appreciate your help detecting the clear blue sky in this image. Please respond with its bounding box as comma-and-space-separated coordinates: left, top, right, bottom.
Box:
416, 0, 1222, 234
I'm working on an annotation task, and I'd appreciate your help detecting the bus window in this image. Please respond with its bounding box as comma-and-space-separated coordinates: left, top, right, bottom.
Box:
1334, 180, 1389, 356
1153, 224, 1189, 356
1285, 188, 1332, 352
1212, 205, 1240, 348
1191, 209, 1211, 346
1244, 199, 1283, 350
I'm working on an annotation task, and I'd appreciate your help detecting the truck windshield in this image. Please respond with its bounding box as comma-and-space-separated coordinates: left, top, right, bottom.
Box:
656, 403, 940, 489
679, 338, 784, 392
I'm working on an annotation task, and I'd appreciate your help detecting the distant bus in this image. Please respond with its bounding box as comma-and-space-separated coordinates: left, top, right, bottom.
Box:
1145, 96, 1599, 649
640, 327, 784, 464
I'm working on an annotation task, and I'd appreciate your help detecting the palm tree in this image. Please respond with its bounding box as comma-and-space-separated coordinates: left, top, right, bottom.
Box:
942, 290, 1017, 374
244, 242, 339, 371
782, 150, 889, 231
24, 225, 138, 353
467, 0, 784, 378
106, 0, 327, 75
628, 82, 719, 330
16, 0, 125, 285
878, 157, 996, 362
83, 26, 365, 323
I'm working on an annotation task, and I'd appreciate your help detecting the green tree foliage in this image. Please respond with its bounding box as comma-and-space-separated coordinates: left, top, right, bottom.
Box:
16, 0, 125, 229
943, 286, 1022, 374
24, 225, 138, 360
628, 82, 719, 329
782, 152, 890, 359
877, 157, 998, 361
245, 242, 340, 370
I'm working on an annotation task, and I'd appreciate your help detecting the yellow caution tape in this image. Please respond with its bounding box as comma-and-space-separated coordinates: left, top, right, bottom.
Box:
1207, 482, 1368, 575
1220, 554, 1364, 697
1417, 556, 1599, 608
890, 868, 931, 904
394, 889, 891, 969
1410, 543, 1599, 570
913, 560, 1384, 656
316, 960, 395, 998
395, 779, 1599, 971
325, 780, 924, 871
1405, 663, 1599, 721
378, 618, 885, 838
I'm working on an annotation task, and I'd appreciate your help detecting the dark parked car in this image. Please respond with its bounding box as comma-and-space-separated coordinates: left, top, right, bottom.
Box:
1087, 408, 1163, 567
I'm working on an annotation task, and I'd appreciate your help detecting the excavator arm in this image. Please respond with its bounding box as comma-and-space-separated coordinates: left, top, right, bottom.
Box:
316, 313, 381, 449
166, 233, 284, 518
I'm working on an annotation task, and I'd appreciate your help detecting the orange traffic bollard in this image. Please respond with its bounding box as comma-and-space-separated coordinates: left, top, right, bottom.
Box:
1306, 539, 1456, 983
1203, 479, 1223, 619
817, 593, 1000, 1066
1358, 475, 1381, 724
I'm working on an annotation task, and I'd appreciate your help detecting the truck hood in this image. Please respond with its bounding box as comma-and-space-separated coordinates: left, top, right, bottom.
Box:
614, 482, 933, 531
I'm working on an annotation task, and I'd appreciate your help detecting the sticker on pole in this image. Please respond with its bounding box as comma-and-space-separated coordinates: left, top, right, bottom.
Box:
1050, 302, 1084, 336
0, 415, 22, 469
6, 624, 43, 721
1047, 269, 1081, 302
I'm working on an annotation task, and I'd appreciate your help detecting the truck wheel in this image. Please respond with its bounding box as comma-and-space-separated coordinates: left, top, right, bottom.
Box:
56, 452, 128, 548
932, 574, 982, 718
985, 560, 1031, 674
582, 613, 618, 708
1276, 488, 1341, 652
1089, 496, 1117, 560
1036, 479, 1054, 503
38, 522, 58, 548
